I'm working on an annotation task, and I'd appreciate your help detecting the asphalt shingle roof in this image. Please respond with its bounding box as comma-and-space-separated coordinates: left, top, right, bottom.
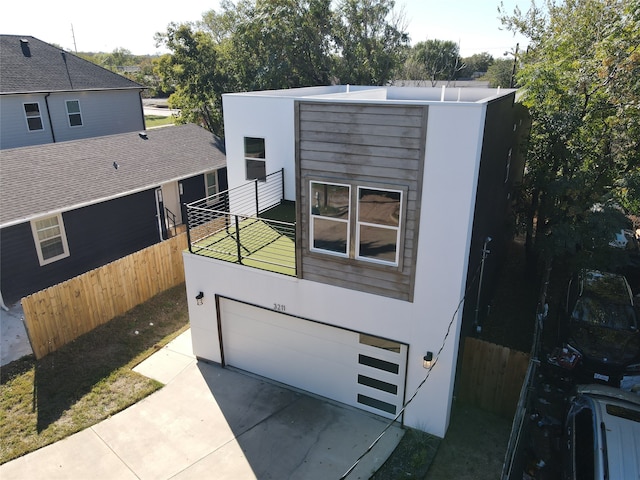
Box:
0, 124, 227, 227
0, 35, 143, 94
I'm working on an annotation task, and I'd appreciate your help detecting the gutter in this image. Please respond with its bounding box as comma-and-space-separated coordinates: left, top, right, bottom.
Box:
43, 93, 56, 143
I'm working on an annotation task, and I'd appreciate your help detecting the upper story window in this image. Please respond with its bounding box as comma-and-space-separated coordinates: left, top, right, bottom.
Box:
309, 181, 404, 267
30, 214, 70, 266
356, 187, 402, 266
65, 100, 83, 127
310, 181, 350, 257
23, 102, 44, 131
244, 137, 266, 181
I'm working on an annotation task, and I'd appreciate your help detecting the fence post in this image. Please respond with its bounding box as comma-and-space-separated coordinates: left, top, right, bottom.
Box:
235, 215, 242, 264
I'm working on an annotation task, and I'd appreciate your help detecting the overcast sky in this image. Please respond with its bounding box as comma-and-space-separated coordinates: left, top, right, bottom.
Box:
0, 0, 527, 58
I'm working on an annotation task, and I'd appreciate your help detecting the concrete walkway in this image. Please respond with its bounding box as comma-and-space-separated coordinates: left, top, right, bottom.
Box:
0, 300, 32, 366
1, 330, 404, 479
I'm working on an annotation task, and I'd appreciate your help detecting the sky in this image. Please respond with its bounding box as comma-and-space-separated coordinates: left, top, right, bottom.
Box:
0, 0, 528, 59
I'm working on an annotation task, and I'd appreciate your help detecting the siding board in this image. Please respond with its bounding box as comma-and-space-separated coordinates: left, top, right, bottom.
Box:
297, 101, 427, 302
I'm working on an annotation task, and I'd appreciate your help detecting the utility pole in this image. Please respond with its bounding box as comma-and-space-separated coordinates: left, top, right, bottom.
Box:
71, 24, 78, 53
510, 43, 519, 88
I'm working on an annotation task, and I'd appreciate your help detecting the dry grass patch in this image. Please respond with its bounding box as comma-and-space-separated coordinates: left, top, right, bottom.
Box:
0, 284, 188, 464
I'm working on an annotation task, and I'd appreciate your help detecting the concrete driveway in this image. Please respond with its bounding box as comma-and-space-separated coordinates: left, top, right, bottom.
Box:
1, 330, 404, 479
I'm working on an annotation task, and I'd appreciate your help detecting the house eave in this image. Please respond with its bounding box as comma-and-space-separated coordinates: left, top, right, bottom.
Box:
0, 86, 146, 96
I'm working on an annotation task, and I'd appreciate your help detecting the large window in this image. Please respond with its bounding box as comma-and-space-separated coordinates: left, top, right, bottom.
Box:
30, 214, 70, 265
310, 181, 350, 256
356, 187, 402, 266
309, 182, 404, 267
23, 102, 43, 131
244, 137, 266, 181
65, 100, 83, 127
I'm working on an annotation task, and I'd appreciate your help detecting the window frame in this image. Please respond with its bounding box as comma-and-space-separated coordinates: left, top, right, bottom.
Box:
65, 99, 83, 127
204, 171, 219, 205
355, 186, 403, 267
309, 180, 351, 258
23, 102, 44, 132
244, 136, 266, 181
30, 213, 70, 266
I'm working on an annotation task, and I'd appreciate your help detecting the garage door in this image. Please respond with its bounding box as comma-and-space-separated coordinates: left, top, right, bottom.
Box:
219, 299, 408, 420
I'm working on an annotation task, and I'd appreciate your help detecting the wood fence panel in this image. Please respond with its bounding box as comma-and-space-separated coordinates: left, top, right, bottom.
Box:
459, 337, 530, 418
22, 234, 188, 359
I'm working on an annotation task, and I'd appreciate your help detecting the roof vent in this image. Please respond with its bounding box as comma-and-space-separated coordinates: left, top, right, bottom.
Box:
138, 132, 148, 140
20, 38, 31, 57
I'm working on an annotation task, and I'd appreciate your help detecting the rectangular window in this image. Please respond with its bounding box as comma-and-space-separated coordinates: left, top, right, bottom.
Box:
356, 187, 402, 266
24, 102, 43, 131
65, 100, 83, 127
244, 137, 266, 181
30, 214, 70, 265
310, 181, 350, 256
205, 171, 218, 197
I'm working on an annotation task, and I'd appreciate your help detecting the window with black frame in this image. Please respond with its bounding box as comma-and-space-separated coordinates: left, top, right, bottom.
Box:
244, 137, 266, 181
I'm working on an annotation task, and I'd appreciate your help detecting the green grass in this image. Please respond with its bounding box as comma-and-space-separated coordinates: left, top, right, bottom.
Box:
144, 115, 175, 128
0, 284, 189, 465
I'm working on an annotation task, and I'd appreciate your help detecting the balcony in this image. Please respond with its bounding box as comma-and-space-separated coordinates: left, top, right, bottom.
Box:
185, 170, 297, 276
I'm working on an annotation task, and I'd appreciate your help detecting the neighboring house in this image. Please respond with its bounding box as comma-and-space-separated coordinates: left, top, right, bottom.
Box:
0, 35, 145, 150
182, 85, 526, 437
0, 124, 227, 303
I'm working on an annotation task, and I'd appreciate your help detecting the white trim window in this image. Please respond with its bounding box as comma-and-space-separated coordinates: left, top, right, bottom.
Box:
310, 181, 351, 257
30, 214, 70, 265
65, 100, 83, 127
356, 187, 402, 266
205, 171, 218, 205
23, 102, 44, 131
244, 137, 266, 181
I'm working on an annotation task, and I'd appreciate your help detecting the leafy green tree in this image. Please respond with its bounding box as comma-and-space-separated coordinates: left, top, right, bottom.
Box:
483, 58, 514, 87
499, 0, 640, 299
407, 39, 464, 86
154, 24, 226, 134
333, 0, 409, 85
459, 52, 494, 78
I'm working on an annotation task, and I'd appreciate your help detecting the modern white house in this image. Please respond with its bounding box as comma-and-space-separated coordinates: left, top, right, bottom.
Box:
182, 85, 525, 437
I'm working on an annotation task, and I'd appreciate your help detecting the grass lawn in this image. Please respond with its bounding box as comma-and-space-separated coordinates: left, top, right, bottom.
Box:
0, 284, 189, 465
144, 115, 175, 128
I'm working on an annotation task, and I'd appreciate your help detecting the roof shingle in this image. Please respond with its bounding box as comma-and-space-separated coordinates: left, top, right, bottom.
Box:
0, 35, 143, 94
0, 124, 227, 227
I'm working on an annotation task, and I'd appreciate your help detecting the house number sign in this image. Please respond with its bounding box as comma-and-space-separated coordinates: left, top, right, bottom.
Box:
273, 303, 286, 312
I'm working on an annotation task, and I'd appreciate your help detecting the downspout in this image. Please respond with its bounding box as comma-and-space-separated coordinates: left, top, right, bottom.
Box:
138, 90, 146, 130
44, 93, 56, 143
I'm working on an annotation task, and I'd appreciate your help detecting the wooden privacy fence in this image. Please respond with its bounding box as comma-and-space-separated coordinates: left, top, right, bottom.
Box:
458, 337, 530, 418
22, 233, 188, 359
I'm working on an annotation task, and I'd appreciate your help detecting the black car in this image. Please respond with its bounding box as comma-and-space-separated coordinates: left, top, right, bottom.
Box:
565, 270, 640, 385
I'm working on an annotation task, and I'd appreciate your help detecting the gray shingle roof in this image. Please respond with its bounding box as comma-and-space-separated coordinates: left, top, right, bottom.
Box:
0, 124, 227, 227
0, 35, 143, 94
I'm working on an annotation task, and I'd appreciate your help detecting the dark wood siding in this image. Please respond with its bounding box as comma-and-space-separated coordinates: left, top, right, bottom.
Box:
296, 102, 428, 302
0, 189, 158, 302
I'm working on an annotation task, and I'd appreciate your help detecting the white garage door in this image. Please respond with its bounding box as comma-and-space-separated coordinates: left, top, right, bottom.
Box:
220, 299, 408, 420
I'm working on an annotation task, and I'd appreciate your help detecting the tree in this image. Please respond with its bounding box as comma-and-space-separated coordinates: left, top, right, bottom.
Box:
483, 58, 514, 87
154, 24, 226, 135
459, 52, 494, 78
408, 39, 464, 86
333, 0, 409, 85
499, 0, 640, 304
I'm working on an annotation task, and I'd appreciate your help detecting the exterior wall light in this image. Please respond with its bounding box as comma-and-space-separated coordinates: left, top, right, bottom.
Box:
195, 291, 204, 305
423, 351, 433, 369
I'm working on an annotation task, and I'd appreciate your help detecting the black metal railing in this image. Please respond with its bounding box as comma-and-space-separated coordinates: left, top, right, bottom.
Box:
165, 206, 178, 238
185, 169, 296, 276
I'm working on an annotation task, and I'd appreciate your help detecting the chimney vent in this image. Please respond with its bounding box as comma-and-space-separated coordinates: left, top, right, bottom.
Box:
20, 38, 31, 57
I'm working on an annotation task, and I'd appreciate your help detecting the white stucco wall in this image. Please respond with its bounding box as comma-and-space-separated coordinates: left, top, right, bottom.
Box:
222, 94, 297, 203
186, 93, 487, 438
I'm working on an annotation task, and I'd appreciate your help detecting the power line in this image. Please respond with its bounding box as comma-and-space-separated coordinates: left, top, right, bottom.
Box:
339, 263, 483, 479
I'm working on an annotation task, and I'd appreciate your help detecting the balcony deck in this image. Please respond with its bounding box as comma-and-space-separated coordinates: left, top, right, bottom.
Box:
186, 172, 297, 276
